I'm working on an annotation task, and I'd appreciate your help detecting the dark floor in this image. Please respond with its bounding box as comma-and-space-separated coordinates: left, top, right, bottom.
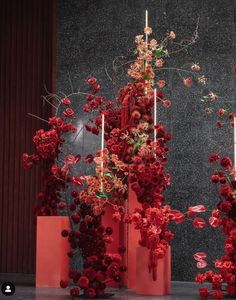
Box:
0, 282, 201, 300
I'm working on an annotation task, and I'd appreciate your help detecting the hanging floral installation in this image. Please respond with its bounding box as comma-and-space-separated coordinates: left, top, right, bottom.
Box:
23, 12, 208, 299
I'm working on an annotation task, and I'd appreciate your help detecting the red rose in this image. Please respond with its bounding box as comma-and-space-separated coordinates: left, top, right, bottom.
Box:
61, 229, 69, 237
71, 189, 79, 198
87, 77, 97, 84
211, 174, 220, 183
212, 289, 223, 299
78, 276, 89, 288
92, 83, 101, 93
219, 200, 232, 213
195, 273, 206, 284
208, 153, 220, 163
220, 157, 232, 168
61, 98, 71, 105
218, 108, 225, 117
59, 202, 66, 210
60, 279, 68, 288
84, 288, 96, 299
199, 287, 210, 298
219, 186, 232, 198
70, 288, 80, 297
63, 108, 74, 119
163, 100, 171, 107
84, 268, 96, 281
226, 284, 236, 296
193, 218, 206, 229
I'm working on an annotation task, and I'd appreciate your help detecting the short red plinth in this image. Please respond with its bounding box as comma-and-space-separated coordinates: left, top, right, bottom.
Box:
136, 246, 171, 296
36, 216, 70, 288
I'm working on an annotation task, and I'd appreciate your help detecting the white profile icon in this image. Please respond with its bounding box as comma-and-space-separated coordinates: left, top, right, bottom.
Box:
5, 285, 11, 293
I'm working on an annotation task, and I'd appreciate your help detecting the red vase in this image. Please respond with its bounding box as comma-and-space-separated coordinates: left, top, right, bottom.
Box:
135, 246, 171, 295
36, 216, 70, 287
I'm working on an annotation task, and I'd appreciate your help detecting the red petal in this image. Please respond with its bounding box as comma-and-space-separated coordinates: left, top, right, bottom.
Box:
193, 218, 206, 229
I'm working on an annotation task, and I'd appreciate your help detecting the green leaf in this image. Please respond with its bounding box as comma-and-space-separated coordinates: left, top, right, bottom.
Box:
96, 192, 107, 199
143, 74, 150, 80
133, 143, 140, 154
153, 44, 163, 58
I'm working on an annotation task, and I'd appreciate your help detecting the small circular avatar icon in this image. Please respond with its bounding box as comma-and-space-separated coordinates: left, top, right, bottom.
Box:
1, 282, 15, 296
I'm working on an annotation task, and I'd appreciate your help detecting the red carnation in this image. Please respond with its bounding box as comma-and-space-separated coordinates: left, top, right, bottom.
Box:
63, 108, 74, 119
60, 279, 68, 288
212, 289, 223, 299
78, 276, 89, 288
199, 287, 210, 298
61, 98, 71, 106
84, 288, 96, 299
70, 288, 80, 297
193, 218, 206, 229
220, 157, 232, 169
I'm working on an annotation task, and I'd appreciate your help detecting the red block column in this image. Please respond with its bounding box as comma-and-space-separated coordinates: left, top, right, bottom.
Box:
36, 216, 70, 287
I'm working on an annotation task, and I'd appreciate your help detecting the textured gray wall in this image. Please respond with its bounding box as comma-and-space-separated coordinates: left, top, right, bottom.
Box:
57, 0, 236, 281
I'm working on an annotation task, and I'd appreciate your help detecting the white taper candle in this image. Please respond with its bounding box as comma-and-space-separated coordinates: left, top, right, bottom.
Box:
234, 116, 236, 179
154, 88, 157, 143
145, 10, 148, 44
101, 114, 105, 191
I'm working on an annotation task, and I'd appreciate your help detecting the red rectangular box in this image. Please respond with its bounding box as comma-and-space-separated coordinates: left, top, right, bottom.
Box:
36, 216, 70, 287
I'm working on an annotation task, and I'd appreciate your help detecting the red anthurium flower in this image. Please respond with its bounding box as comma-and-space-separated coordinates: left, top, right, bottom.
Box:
65, 154, 76, 165
209, 216, 221, 228
193, 218, 206, 229
193, 252, 207, 262
85, 154, 94, 163
71, 177, 83, 186
197, 260, 207, 269
188, 205, 206, 213
170, 210, 185, 224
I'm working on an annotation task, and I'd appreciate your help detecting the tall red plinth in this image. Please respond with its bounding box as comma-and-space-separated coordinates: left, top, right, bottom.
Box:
136, 246, 171, 295
36, 216, 70, 288
127, 185, 140, 289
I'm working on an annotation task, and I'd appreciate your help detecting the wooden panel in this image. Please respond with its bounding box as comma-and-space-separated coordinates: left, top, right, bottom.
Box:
0, 0, 55, 274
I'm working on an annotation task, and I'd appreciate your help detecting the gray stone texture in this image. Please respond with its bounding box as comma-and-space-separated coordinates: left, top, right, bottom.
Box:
56, 0, 236, 281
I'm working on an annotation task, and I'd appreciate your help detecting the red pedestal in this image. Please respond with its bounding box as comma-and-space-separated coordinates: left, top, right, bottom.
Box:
36, 216, 70, 287
135, 246, 171, 295
127, 185, 140, 289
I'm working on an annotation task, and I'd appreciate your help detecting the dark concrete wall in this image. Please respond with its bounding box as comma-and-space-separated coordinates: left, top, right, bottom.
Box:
57, 0, 236, 281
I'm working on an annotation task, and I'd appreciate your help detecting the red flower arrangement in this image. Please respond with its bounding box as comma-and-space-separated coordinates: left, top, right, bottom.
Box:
194, 155, 236, 299
23, 17, 208, 298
